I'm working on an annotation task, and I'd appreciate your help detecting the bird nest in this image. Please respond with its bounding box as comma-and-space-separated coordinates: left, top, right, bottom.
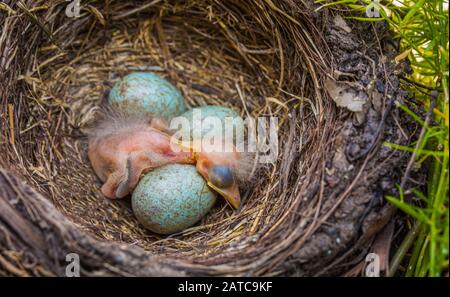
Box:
0, 0, 414, 276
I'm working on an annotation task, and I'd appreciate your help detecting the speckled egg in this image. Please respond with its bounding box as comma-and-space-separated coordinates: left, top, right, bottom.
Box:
109, 72, 187, 121
175, 105, 245, 143
132, 164, 217, 234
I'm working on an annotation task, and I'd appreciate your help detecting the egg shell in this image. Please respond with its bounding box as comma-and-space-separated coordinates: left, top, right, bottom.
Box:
132, 164, 217, 234
175, 105, 245, 143
109, 72, 187, 121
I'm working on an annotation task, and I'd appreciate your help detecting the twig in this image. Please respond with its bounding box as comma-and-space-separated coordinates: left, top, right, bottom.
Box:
112, 0, 162, 20
16, 1, 62, 51
399, 76, 443, 93
7, 104, 14, 146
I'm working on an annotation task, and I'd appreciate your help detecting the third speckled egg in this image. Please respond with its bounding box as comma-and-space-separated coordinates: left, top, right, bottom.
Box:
131, 164, 217, 235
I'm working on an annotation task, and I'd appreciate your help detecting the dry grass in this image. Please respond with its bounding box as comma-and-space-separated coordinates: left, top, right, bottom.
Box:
0, 0, 405, 276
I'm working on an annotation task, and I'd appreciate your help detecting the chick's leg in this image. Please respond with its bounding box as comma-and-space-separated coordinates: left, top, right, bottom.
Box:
117, 154, 151, 198
101, 169, 126, 199
125, 150, 196, 192
109, 150, 197, 199
114, 152, 172, 198
115, 157, 133, 198
101, 157, 136, 199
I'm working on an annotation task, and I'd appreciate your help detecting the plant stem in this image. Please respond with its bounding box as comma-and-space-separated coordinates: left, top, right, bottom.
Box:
389, 221, 422, 276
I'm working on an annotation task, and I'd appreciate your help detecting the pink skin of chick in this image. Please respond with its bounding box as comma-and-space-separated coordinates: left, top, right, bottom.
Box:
87, 113, 244, 209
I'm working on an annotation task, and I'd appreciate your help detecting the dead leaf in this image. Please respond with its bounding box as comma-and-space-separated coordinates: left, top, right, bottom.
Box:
334, 15, 352, 33
395, 49, 412, 63
371, 220, 395, 275
325, 79, 368, 112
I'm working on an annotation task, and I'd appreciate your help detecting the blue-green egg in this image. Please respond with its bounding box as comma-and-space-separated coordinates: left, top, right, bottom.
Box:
132, 164, 217, 234
109, 72, 187, 121
173, 105, 245, 143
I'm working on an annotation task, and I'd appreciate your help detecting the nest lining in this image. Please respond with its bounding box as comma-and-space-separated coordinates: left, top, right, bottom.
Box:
5, 1, 324, 260
0, 0, 413, 276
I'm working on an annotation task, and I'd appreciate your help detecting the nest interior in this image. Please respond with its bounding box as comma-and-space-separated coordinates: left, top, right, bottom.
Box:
0, 0, 413, 276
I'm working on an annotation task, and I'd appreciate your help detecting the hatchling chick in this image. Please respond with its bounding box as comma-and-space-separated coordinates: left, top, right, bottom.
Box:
87, 111, 253, 208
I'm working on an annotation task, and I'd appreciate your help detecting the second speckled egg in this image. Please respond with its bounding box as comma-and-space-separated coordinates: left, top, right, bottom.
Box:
175, 105, 245, 143
131, 164, 217, 235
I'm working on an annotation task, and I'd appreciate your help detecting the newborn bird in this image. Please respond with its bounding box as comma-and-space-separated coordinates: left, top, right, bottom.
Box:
87, 111, 251, 209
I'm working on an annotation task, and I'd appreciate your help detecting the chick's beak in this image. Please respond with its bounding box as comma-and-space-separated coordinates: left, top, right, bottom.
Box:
207, 180, 241, 209
196, 161, 241, 209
